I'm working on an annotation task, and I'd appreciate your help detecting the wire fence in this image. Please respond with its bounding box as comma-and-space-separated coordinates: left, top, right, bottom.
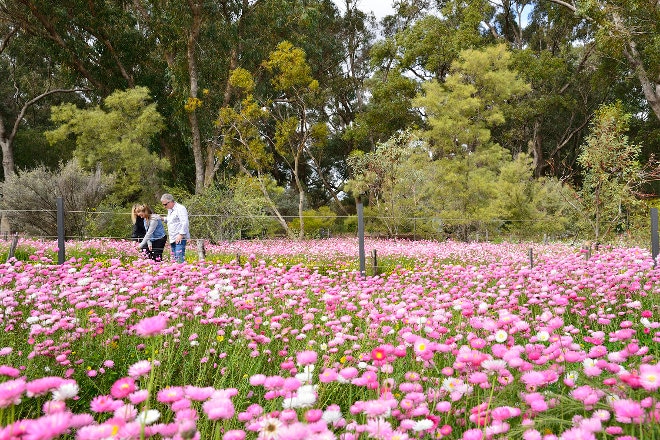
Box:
1, 207, 658, 272
0, 207, 652, 247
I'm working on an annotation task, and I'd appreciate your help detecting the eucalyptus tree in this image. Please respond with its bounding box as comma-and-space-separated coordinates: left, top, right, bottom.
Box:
45, 87, 168, 204
362, 0, 656, 189
129, 0, 360, 197
314, 0, 376, 212
0, 15, 92, 181
497, 0, 658, 181
216, 67, 293, 237
0, 0, 170, 197
547, 0, 660, 123
357, 0, 488, 148
345, 130, 422, 236
217, 40, 344, 238
575, 102, 659, 242
0, 0, 147, 92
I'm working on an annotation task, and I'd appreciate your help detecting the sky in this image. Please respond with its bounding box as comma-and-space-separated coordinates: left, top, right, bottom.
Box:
334, 0, 395, 20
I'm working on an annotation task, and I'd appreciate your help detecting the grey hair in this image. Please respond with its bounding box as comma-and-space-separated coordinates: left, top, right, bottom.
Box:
160, 193, 175, 203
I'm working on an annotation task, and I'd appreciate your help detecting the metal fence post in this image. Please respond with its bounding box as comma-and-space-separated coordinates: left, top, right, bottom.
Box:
357, 196, 365, 277
651, 208, 659, 266
57, 197, 65, 264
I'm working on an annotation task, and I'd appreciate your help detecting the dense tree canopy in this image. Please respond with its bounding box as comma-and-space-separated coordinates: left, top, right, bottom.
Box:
1, 0, 659, 241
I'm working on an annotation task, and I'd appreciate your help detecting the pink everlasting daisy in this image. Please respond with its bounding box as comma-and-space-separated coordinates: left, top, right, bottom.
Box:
128, 360, 152, 379
90, 395, 122, 413
0, 378, 26, 408
639, 363, 660, 391
110, 377, 136, 399
521, 371, 546, 388
0, 365, 20, 378
203, 398, 235, 420
463, 428, 484, 440
296, 350, 318, 366
223, 430, 246, 440
128, 390, 149, 405
185, 386, 215, 401
134, 315, 168, 337
26, 377, 64, 397
157, 386, 185, 403
611, 399, 644, 423
23, 412, 71, 440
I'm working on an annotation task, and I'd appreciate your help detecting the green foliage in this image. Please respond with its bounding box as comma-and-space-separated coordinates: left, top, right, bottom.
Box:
185, 176, 282, 242
228, 68, 256, 92
288, 206, 337, 237
3, 0, 660, 244
222, 41, 333, 238
216, 86, 272, 173
345, 130, 416, 201
577, 102, 645, 241
263, 41, 317, 92
45, 87, 169, 204
491, 154, 573, 239
83, 203, 137, 242
0, 160, 113, 238
422, 145, 508, 240
347, 73, 422, 146
414, 44, 531, 156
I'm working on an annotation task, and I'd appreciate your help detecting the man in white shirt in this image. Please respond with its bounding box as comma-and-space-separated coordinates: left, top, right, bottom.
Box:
160, 193, 190, 263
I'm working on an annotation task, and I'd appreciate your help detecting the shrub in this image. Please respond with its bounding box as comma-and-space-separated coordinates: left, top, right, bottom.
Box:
184, 177, 282, 242
289, 206, 337, 237
0, 160, 112, 238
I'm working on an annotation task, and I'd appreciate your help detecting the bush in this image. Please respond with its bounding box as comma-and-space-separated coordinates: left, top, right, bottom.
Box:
84, 204, 135, 240
184, 177, 281, 242
0, 160, 112, 238
289, 206, 338, 237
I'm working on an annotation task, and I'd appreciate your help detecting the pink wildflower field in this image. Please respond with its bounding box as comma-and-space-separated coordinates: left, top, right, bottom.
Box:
0, 237, 658, 440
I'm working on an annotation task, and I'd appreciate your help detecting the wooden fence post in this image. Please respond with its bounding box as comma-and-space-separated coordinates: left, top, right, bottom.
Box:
7, 233, 19, 262
197, 239, 205, 261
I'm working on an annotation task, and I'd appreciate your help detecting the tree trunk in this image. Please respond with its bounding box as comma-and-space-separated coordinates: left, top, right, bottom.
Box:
238, 163, 292, 238
0, 117, 15, 181
186, 0, 205, 194
548, 1, 660, 123
530, 119, 544, 178
622, 39, 660, 122
294, 155, 305, 239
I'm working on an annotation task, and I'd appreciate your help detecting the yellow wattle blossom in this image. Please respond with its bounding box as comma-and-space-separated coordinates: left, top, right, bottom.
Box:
184, 97, 203, 112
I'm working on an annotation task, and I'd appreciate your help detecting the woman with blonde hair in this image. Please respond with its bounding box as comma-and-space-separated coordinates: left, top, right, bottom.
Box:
136, 204, 167, 261
130, 204, 146, 242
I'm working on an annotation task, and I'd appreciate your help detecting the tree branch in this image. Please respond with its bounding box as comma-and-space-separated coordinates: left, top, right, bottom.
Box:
558, 42, 596, 94
545, 0, 576, 13
8, 88, 89, 147
0, 26, 18, 54
17, 0, 104, 89
548, 112, 590, 160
